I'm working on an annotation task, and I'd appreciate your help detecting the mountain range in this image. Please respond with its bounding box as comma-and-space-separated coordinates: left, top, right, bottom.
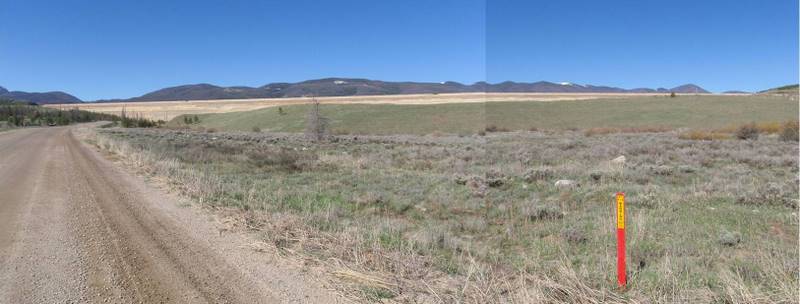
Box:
93, 78, 711, 103
0, 86, 82, 104
2, 78, 714, 104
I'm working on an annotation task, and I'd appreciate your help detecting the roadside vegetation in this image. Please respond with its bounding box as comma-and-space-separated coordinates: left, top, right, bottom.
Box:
1, 98, 118, 128
80, 94, 799, 302
0, 98, 160, 129
88, 124, 798, 303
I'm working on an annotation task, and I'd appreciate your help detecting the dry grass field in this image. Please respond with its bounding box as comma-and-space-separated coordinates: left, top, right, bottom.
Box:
47, 92, 696, 121
75, 93, 798, 303
162, 94, 796, 136
86, 122, 798, 303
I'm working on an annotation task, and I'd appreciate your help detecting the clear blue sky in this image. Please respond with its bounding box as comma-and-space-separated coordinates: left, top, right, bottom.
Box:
488, 0, 799, 92
0, 0, 485, 100
1, 0, 797, 100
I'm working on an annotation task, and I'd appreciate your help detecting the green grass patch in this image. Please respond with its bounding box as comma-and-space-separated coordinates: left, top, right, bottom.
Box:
169, 95, 797, 135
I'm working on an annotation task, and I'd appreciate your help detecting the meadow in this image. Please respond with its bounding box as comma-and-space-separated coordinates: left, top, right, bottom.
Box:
50, 92, 639, 121
169, 95, 798, 135
88, 122, 799, 303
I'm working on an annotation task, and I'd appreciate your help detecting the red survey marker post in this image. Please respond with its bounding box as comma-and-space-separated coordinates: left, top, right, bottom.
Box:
615, 192, 626, 289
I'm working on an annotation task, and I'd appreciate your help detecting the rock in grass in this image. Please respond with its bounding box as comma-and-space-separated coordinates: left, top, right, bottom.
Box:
611, 155, 626, 165
718, 231, 742, 246
554, 179, 579, 188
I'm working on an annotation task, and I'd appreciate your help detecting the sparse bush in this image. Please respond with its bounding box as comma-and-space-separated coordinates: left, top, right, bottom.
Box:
651, 165, 674, 176
305, 97, 329, 142
718, 231, 742, 246
252, 126, 261, 132
735, 183, 798, 208
523, 167, 554, 183
561, 227, 587, 244
589, 171, 603, 182
484, 124, 509, 132
735, 123, 759, 140
245, 147, 316, 171
585, 126, 671, 136
91, 126, 799, 303
485, 170, 505, 188
779, 121, 799, 142
522, 204, 563, 221
678, 130, 731, 141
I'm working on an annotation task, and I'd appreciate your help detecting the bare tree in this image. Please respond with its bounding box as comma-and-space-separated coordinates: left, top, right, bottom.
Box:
305, 97, 329, 141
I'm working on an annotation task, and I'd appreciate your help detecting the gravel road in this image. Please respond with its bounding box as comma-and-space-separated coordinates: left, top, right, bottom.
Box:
0, 126, 341, 303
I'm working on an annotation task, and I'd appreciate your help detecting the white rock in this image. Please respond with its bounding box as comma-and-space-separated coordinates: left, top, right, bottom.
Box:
611, 155, 626, 164
554, 180, 578, 188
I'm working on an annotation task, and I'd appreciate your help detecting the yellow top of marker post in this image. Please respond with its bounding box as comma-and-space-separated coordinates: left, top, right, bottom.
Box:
616, 193, 625, 229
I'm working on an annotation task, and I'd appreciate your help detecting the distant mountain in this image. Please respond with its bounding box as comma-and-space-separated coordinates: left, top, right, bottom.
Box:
100, 78, 711, 102
723, 90, 750, 94
0, 87, 82, 104
668, 84, 710, 94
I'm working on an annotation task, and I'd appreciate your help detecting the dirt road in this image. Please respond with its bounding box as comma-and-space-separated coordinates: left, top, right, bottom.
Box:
0, 127, 340, 303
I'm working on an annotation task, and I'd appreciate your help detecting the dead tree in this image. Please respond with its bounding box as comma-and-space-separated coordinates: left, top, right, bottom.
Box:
305, 97, 329, 142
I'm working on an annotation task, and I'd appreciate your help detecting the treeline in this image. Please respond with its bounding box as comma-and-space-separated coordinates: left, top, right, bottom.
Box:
1, 98, 159, 128
119, 107, 160, 128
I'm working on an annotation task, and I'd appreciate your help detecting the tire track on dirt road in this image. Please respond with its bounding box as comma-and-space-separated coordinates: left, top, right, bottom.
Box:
0, 126, 342, 303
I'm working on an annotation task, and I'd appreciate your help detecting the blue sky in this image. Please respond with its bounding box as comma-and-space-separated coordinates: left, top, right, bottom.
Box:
0, 0, 485, 100
488, 0, 799, 92
0, 0, 796, 99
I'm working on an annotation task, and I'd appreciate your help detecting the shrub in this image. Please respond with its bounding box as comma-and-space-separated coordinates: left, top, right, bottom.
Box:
735, 123, 759, 140
779, 121, 799, 142
561, 227, 587, 244
522, 204, 563, 221
305, 98, 329, 142
678, 130, 730, 141
718, 231, 742, 246
523, 167, 554, 182
585, 126, 672, 137
484, 125, 509, 132
252, 126, 261, 132
755, 122, 783, 134
246, 147, 316, 171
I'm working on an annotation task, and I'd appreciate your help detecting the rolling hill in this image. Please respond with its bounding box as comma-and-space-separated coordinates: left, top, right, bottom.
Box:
95, 78, 712, 102
760, 84, 799, 95
0, 87, 82, 104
